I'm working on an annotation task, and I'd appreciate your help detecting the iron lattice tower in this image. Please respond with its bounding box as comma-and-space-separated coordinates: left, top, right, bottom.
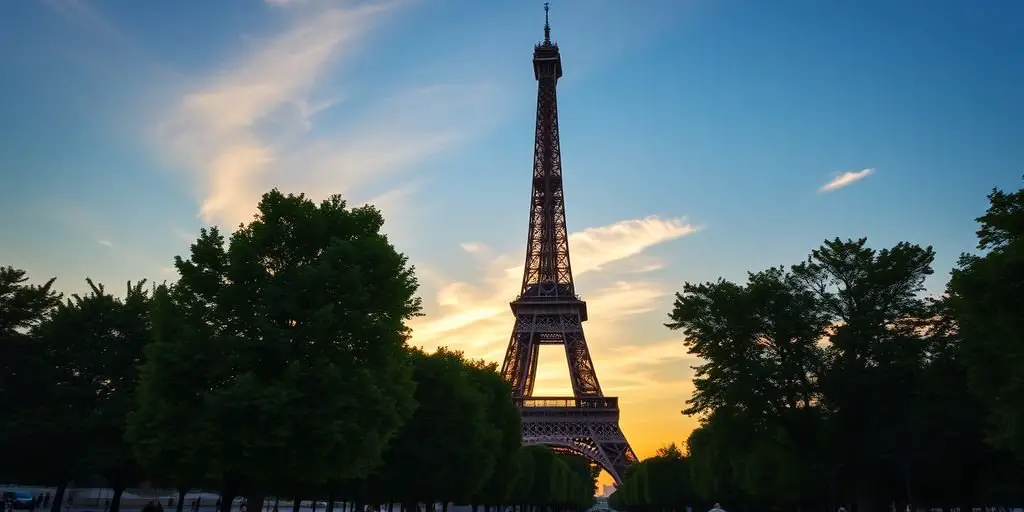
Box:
499, 4, 637, 485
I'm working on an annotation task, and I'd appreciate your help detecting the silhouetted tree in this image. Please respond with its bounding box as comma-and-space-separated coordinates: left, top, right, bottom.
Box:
129, 190, 420, 509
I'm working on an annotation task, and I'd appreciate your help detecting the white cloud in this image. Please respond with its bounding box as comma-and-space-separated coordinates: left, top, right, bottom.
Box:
460, 242, 487, 254
819, 167, 875, 193
569, 216, 698, 275
97, 239, 114, 248
155, 0, 499, 229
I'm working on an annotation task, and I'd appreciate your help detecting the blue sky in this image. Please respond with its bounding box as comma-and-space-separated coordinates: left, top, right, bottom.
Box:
1, 0, 1022, 459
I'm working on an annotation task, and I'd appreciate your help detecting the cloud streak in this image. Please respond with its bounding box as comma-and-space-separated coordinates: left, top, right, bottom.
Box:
819, 168, 875, 193
155, 0, 499, 229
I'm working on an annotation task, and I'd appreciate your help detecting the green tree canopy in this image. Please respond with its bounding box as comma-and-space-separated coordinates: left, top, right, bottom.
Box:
368, 347, 498, 507
948, 178, 1024, 458
40, 279, 153, 512
466, 359, 523, 508
128, 190, 421, 505
0, 267, 66, 498
665, 236, 1015, 510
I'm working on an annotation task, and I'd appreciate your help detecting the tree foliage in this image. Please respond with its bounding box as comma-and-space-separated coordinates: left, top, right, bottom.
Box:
609, 444, 694, 512
948, 179, 1024, 458
0, 267, 66, 489
128, 190, 421, 504
653, 178, 1024, 510
364, 347, 499, 506
44, 279, 154, 512
1, 272, 153, 512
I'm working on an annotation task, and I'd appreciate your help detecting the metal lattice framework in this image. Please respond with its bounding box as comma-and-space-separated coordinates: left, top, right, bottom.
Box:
499, 5, 637, 485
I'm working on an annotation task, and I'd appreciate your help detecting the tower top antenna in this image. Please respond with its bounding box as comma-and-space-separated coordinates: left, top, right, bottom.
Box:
543, 3, 551, 44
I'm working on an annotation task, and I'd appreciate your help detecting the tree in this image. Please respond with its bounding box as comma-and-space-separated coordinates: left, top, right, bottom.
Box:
791, 238, 936, 509
641, 444, 692, 511
129, 190, 421, 509
667, 267, 827, 433
948, 179, 1024, 458
611, 460, 648, 512
513, 446, 594, 512
668, 238, 942, 509
465, 360, 523, 510
549, 453, 595, 511
128, 284, 216, 509
0, 266, 61, 334
369, 348, 498, 509
685, 416, 742, 505
0, 267, 67, 510
38, 279, 153, 512
507, 447, 536, 510
666, 266, 829, 504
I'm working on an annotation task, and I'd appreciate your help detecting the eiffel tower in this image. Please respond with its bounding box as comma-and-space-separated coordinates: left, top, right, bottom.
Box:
499, 4, 637, 485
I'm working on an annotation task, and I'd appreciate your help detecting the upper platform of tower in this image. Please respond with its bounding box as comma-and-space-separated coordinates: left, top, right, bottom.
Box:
533, 3, 562, 80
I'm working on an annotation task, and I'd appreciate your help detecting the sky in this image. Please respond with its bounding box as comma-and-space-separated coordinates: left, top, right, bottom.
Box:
1, 0, 1023, 486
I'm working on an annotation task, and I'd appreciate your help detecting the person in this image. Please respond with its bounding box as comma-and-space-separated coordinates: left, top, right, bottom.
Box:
709, 504, 726, 512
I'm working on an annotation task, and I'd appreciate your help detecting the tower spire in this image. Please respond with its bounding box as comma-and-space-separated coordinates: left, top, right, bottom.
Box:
543, 2, 551, 44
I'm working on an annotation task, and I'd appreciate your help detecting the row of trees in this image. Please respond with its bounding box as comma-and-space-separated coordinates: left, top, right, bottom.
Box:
0, 190, 597, 512
607, 444, 691, 512
611, 178, 1024, 511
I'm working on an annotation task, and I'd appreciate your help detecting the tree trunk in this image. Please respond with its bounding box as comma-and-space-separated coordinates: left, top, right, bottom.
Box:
292, 498, 301, 512
49, 482, 69, 512
246, 495, 266, 512
176, 489, 188, 512
220, 493, 235, 512
109, 487, 125, 512
326, 493, 335, 512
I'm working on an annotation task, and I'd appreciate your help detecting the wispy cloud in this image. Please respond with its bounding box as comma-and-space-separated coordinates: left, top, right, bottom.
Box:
460, 242, 487, 254
97, 239, 114, 248
818, 167, 875, 193
155, 0, 499, 229
408, 215, 700, 398
42, 0, 121, 39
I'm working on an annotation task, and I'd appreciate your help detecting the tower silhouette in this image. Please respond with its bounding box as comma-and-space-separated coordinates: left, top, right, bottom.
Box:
499, 4, 637, 485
